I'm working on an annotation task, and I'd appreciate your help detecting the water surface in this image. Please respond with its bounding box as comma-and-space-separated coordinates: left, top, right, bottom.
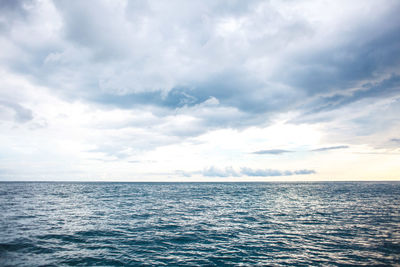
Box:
1, 182, 399, 266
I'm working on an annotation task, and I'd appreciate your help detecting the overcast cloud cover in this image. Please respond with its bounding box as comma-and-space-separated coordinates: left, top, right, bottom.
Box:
0, 0, 399, 181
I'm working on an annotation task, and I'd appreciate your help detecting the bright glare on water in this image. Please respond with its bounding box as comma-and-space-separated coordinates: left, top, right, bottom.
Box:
1, 182, 400, 266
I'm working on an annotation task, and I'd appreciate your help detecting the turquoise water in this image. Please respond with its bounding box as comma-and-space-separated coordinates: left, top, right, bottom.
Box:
1, 182, 399, 266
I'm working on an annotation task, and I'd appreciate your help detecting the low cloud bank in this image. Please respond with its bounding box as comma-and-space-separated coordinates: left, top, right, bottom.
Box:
311, 146, 349, 152
251, 149, 292, 155
182, 166, 316, 178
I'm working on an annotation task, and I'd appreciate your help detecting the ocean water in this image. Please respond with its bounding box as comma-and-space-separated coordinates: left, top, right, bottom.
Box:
0, 182, 399, 266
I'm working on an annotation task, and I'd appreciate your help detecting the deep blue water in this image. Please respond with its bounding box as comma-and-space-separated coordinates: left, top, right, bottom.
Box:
0, 182, 400, 266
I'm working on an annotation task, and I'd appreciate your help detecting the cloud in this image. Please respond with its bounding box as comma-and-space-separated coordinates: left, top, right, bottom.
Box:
174, 170, 193, 177
4, 0, 399, 129
199, 166, 315, 177
202, 166, 239, 177
0, 1, 399, 181
241, 167, 315, 177
0, 0, 33, 32
251, 149, 292, 155
252, 146, 350, 154
293, 169, 317, 175
303, 74, 400, 116
0, 100, 33, 123
311, 146, 349, 152
240, 167, 288, 177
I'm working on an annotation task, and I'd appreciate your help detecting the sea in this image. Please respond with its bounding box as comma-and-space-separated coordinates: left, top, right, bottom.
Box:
0, 182, 399, 266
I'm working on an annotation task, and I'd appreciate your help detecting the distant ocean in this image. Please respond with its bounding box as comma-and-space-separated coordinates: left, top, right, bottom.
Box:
1, 182, 399, 266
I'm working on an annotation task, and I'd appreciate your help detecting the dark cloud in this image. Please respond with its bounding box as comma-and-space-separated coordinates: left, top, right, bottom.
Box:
390, 138, 400, 143
311, 146, 349, 152
1, 0, 400, 141
93, 88, 205, 110
304, 74, 400, 115
251, 149, 292, 155
0, 100, 33, 123
278, 10, 400, 96
0, 0, 33, 32
0, 0, 31, 13
184, 72, 299, 115
92, 69, 300, 117
293, 169, 316, 175
278, 6, 400, 126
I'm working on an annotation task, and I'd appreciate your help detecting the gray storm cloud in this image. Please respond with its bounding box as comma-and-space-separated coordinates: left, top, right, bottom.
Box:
1, 0, 398, 139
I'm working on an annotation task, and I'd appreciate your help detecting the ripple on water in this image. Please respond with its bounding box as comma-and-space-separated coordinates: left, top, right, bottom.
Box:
0, 182, 400, 266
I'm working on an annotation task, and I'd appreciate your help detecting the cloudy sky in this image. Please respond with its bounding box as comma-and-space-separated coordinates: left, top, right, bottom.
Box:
0, 0, 399, 181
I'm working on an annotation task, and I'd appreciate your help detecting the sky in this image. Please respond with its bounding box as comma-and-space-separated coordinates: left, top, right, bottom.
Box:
0, 0, 399, 181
